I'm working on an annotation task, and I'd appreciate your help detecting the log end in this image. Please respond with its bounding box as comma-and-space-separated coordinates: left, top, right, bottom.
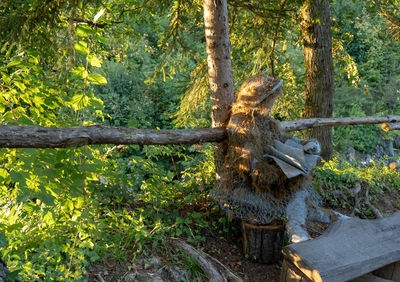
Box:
381, 123, 390, 132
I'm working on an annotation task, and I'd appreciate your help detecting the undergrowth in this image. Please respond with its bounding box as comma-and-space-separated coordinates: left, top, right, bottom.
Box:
0, 144, 231, 281
2, 149, 400, 281
314, 158, 400, 215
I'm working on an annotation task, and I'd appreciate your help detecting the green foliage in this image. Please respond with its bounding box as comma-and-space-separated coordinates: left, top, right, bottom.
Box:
314, 158, 400, 212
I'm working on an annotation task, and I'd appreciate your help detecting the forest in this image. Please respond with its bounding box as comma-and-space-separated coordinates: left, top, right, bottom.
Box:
0, 0, 399, 281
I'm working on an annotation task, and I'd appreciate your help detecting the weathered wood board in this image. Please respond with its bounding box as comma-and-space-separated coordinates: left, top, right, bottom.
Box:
282, 212, 400, 282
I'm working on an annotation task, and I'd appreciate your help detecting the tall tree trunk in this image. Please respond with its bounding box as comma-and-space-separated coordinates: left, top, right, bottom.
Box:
301, 0, 334, 160
203, 0, 234, 182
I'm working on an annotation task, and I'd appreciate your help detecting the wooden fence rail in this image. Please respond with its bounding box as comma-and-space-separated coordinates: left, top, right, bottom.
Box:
0, 115, 399, 148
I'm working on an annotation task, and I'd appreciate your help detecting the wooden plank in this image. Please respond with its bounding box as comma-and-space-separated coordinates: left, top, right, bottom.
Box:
282, 212, 400, 282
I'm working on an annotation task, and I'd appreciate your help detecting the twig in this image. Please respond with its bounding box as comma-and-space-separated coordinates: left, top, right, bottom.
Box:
95, 273, 106, 282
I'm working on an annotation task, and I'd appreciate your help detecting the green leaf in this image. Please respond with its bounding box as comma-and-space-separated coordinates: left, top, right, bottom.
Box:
7, 59, 21, 67
71, 66, 88, 79
0, 231, 8, 247
95, 34, 109, 45
6, 269, 22, 281
74, 41, 90, 55
88, 96, 104, 109
87, 54, 102, 67
13, 81, 26, 91
28, 55, 39, 65
0, 168, 9, 179
71, 94, 89, 110
76, 26, 95, 37
43, 209, 55, 224
87, 73, 107, 84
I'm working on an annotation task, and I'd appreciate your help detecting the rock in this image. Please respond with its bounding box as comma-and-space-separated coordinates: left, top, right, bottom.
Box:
394, 136, 400, 149
346, 147, 356, 161
375, 145, 385, 159
125, 272, 148, 282
124, 272, 165, 282
137, 257, 162, 270
163, 266, 190, 282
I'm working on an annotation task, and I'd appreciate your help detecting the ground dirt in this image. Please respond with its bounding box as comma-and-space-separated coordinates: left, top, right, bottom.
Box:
87, 187, 400, 282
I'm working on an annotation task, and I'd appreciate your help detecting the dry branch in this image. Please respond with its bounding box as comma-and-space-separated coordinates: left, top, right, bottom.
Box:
281, 115, 400, 131
0, 125, 226, 148
381, 122, 400, 132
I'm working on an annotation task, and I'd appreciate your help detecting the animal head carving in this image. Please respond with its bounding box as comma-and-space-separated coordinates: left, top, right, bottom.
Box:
233, 74, 283, 117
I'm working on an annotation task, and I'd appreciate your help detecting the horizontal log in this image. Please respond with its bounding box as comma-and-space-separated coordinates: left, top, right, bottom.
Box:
0, 125, 227, 148
280, 115, 400, 131
381, 122, 400, 132
0, 115, 399, 148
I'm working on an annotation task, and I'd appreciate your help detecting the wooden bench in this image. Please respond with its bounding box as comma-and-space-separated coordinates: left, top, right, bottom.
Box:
280, 212, 400, 282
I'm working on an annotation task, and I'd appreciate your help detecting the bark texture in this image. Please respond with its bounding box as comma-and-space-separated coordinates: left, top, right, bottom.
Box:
301, 0, 334, 160
281, 115, 400, 131
241, 221, 284, 264
0, 125, 226, 148
1, 115, 399, 148
203, 0, 234, 183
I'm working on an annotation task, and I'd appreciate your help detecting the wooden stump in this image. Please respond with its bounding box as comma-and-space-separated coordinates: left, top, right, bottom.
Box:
241, 221, 284, 264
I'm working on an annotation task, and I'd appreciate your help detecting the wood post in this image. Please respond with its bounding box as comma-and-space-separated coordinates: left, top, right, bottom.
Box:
241, 221, 284, 264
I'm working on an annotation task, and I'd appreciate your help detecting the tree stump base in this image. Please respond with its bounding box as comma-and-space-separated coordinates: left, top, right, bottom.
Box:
241, 221, 284, 264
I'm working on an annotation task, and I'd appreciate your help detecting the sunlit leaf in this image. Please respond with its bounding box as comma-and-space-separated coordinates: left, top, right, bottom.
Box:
71, 66, 88, 79
76, 26, 95, 37
28, 55, 39, 65
87, 54, 102, 67
87, 73, 107, 84
71, 94, 89, 110
13, 81, 26, 91
6, 59, 21, 67
74, 41, 90, 55
88, 96, 104, 109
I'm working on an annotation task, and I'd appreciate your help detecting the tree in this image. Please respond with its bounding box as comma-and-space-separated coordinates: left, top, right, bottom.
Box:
301, 0, 335, 160
202, 0, 234, 183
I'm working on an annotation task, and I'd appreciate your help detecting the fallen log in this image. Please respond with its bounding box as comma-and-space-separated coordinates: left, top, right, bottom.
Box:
280, 115, 400, 131
0, 125, 226, 148
381, 122, 400, 132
